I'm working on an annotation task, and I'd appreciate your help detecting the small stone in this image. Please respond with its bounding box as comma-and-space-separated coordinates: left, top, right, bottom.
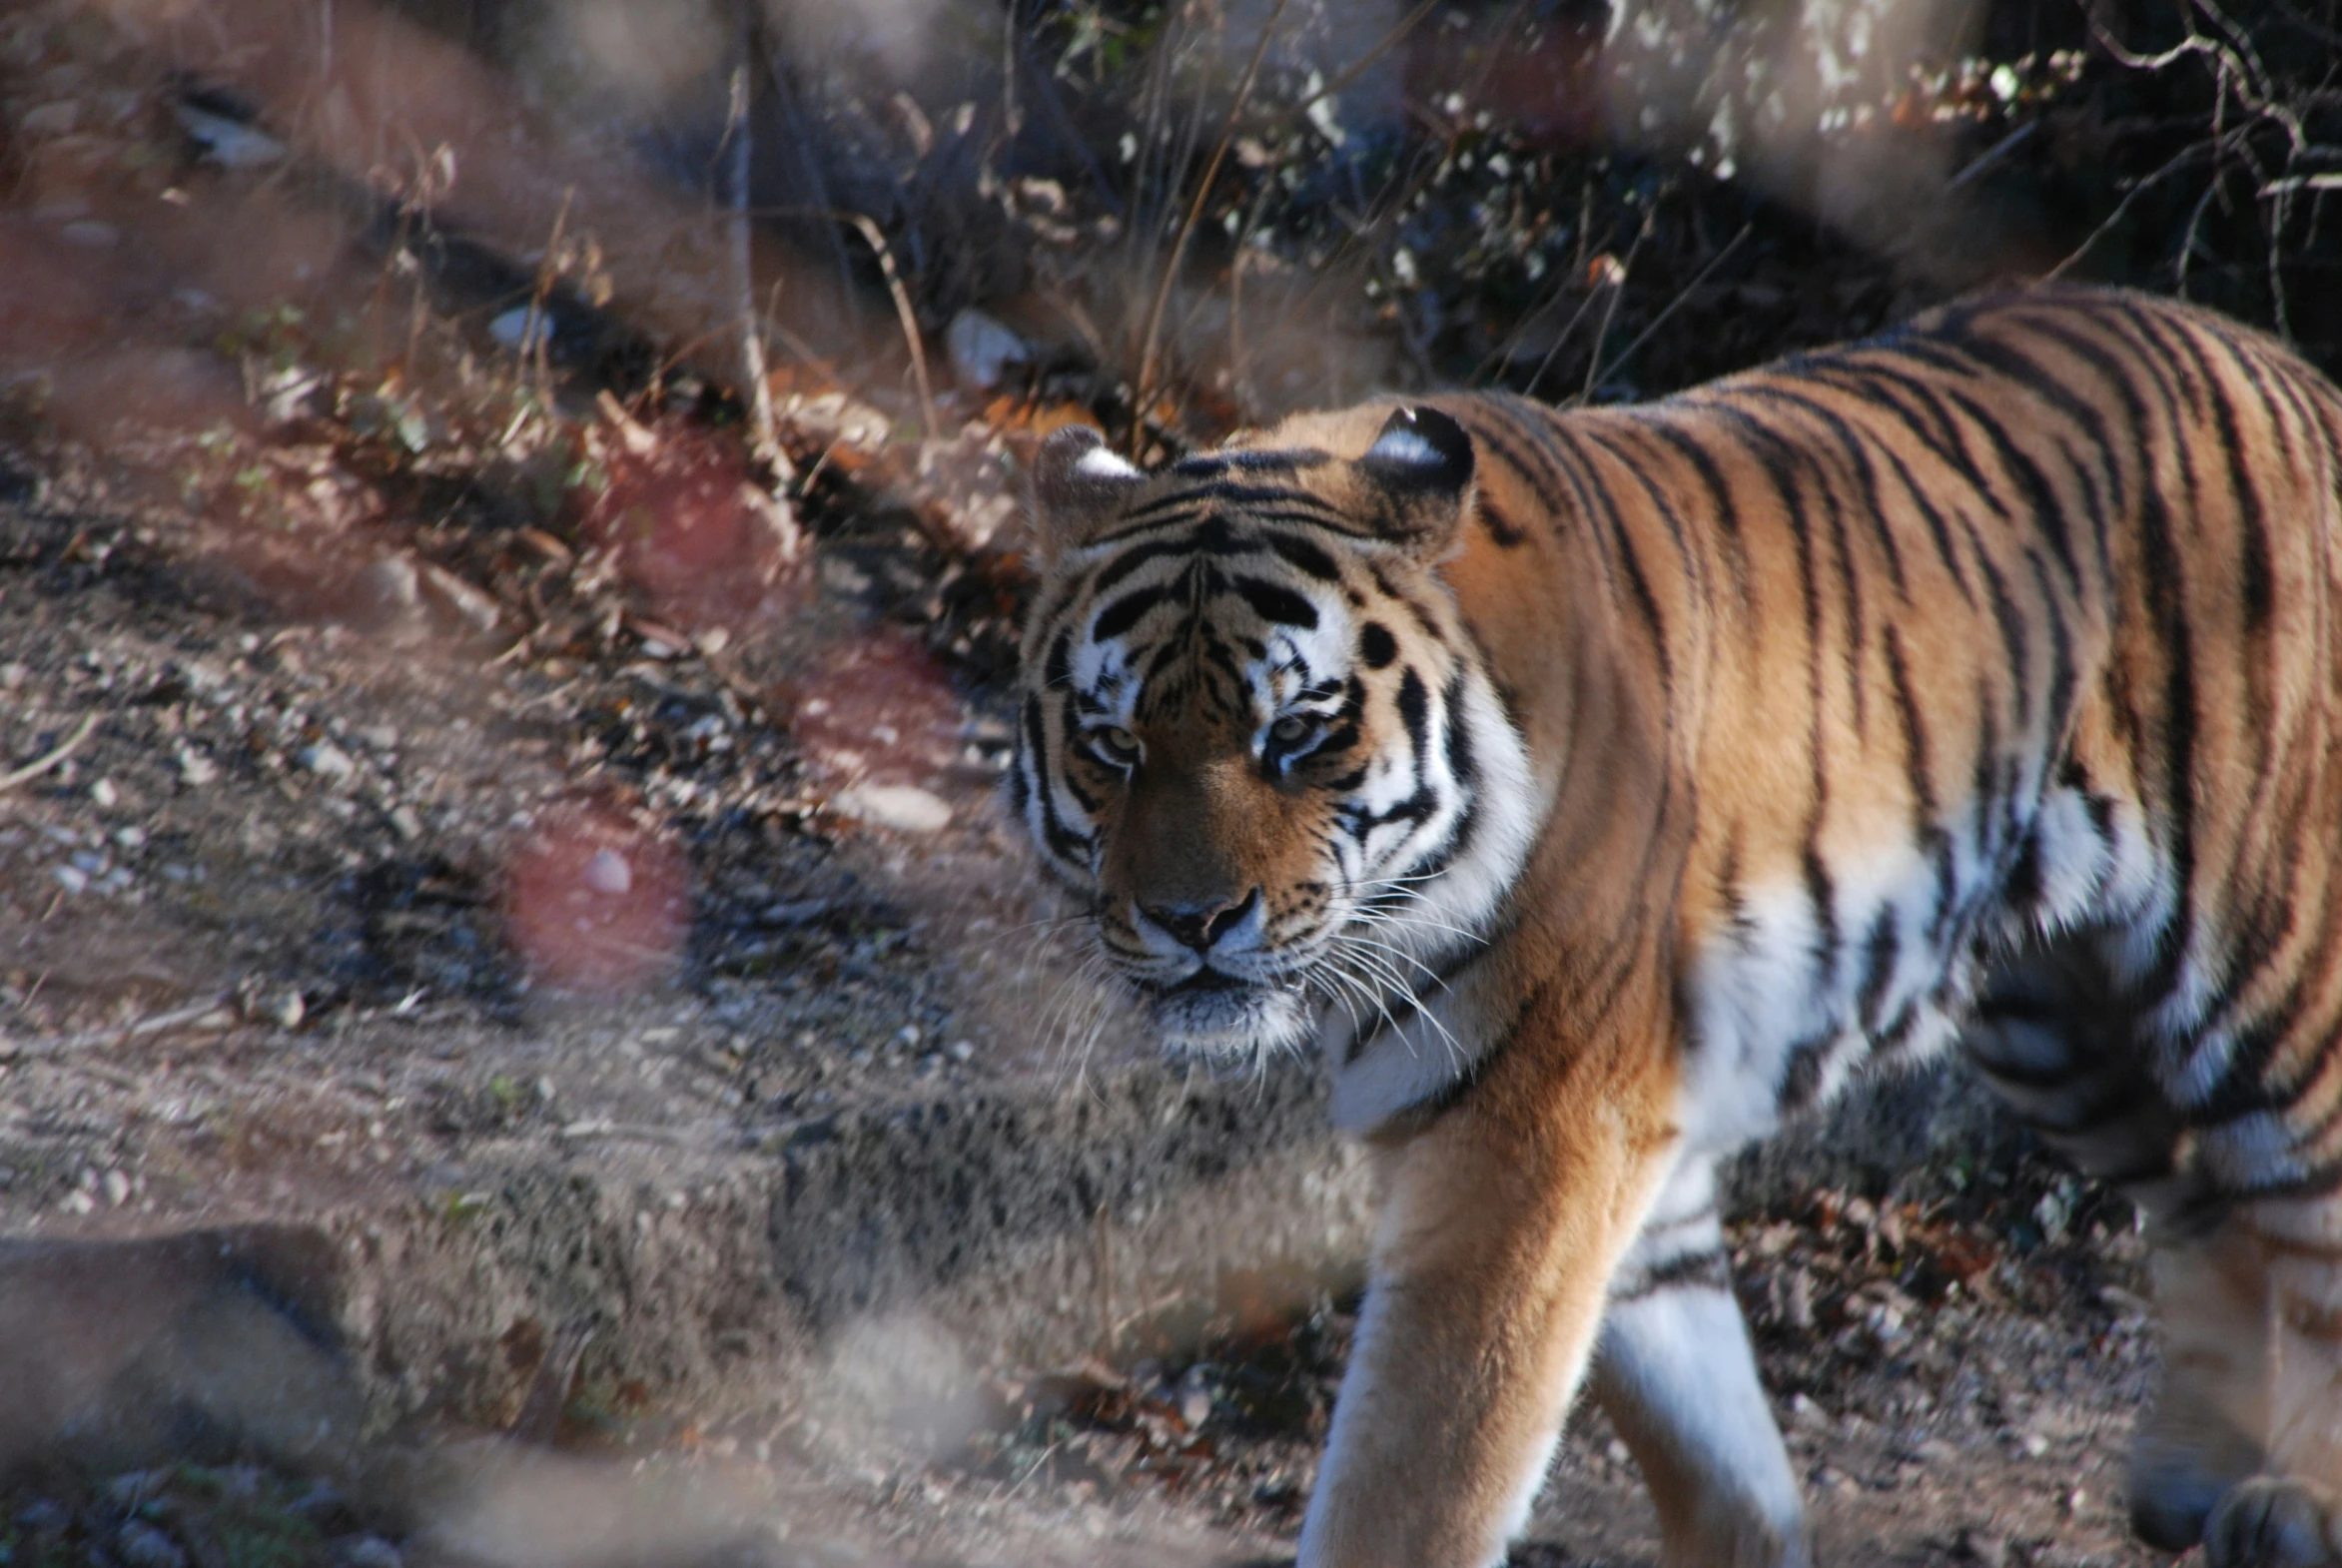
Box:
272, 991, 306, 1030
1785, 1267, 1816, 1330
356, 724, 400, 752
948, 1040, 975, 1063
355, 556, 422, 630
389, 805, 423, 842
301, 742, 356, 781
116, 1521, 187, 1568
831, 784, 952, 834
1605, 1438, 1631, 1466
52, 864, 87, 895
90, 777, 118, 808
101, 1169, 131, 1206
418, 562, 501, 634
175, 745, 218, 787
1179, 1386, 1212, 1430
944, 308, 1029, 391
333, 1538, 403, 1568
2021, 1432, 2049, 1458
1955, 1527, 2008, 1567
488, 307, 551, 353
62, 1188, 96, 1215
582, 849, 632, 895
16, 1498, 69, 1534
22, 101, 79, 136
115, 825, 146, 849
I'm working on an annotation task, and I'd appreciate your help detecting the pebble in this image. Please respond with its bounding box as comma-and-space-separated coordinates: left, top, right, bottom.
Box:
948, 1040, 975, 1063
488, 307, 552, 353
61, 1188, 95, 1215
90, 777, 118, 808
419, 563, 501, 633
389, 805, 423, 842
175, 745, 219, 787
16, 1498, 69, 1534
21, 101, 79, 136
272, 991, 307, 1030
52, 864, 87, 895
355, 556, 422, 628
583, 848, 632, 895
831, 784, 952, 834
102, 1170, 131, 1206
1955, 1527, 2009, 1567
301, 741, 357, 781
117, 1521, 188, 1568
944, 308, 1029, 391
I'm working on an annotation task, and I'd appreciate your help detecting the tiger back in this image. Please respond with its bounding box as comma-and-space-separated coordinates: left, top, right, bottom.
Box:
1012, 287, 2342, 1568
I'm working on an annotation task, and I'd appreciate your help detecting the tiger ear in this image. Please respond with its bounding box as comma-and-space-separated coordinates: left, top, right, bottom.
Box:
1357, 406, 1474, 556
1030, 425, 1145, 563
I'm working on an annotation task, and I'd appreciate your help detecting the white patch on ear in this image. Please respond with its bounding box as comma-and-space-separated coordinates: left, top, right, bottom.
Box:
1364, 424, 1439, 468
1075, 446, 1144, 480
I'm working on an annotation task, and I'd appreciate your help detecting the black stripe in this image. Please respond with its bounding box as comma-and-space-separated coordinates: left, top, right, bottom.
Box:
1611, 1248, 1733, 1301
1857, 908, 1900, 1034
1023, 695, 1091, 867
1232, 575, 1318, 629
1092, 586, 1170, 642
1264, 530, 1343, 580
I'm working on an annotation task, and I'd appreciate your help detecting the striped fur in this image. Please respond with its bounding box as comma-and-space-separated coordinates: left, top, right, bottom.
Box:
1012, 288, 2342, 1567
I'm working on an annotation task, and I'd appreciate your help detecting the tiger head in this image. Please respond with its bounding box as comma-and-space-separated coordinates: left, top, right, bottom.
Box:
1010, 406, 1538, 1063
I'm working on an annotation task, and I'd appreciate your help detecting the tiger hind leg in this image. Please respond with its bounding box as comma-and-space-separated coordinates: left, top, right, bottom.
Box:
1966, 949, 2269, 1551
1593, 1152, 1813, 1568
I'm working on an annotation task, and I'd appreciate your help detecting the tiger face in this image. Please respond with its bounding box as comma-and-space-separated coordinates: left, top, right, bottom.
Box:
1011, 409, 1537, 1061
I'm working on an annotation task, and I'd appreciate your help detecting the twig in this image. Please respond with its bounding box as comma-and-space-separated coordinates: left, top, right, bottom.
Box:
0, 713, 98, 794
1297, 0, 1443, 116
1947, 121, 2037, 190
1584, 223, 1752, 395
838, 212, 937, 439
1132, 0, 1293, 448
723, 8, 787, 477
0, 994, 235, 1059
2044, 139, 2224, 281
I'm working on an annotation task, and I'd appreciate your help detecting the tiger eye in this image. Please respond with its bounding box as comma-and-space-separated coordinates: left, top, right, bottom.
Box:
1091, 725, 1141, 761
1270, 714, 1315, 743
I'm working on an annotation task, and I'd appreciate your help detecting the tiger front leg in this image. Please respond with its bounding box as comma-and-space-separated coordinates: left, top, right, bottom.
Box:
1297, 1057, 1678, 1568
1592, 1151, 1813, 1568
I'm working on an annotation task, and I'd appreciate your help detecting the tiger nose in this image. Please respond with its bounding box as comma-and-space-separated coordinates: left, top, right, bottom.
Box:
1144, 888, 1260, 951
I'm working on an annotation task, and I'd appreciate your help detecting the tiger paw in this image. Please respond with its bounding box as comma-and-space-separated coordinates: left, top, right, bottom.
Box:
2202, 1477, 2342, 1568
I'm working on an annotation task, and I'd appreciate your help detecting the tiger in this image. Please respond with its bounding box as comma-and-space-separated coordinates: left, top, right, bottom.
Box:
1007, 285, 2342, 1568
